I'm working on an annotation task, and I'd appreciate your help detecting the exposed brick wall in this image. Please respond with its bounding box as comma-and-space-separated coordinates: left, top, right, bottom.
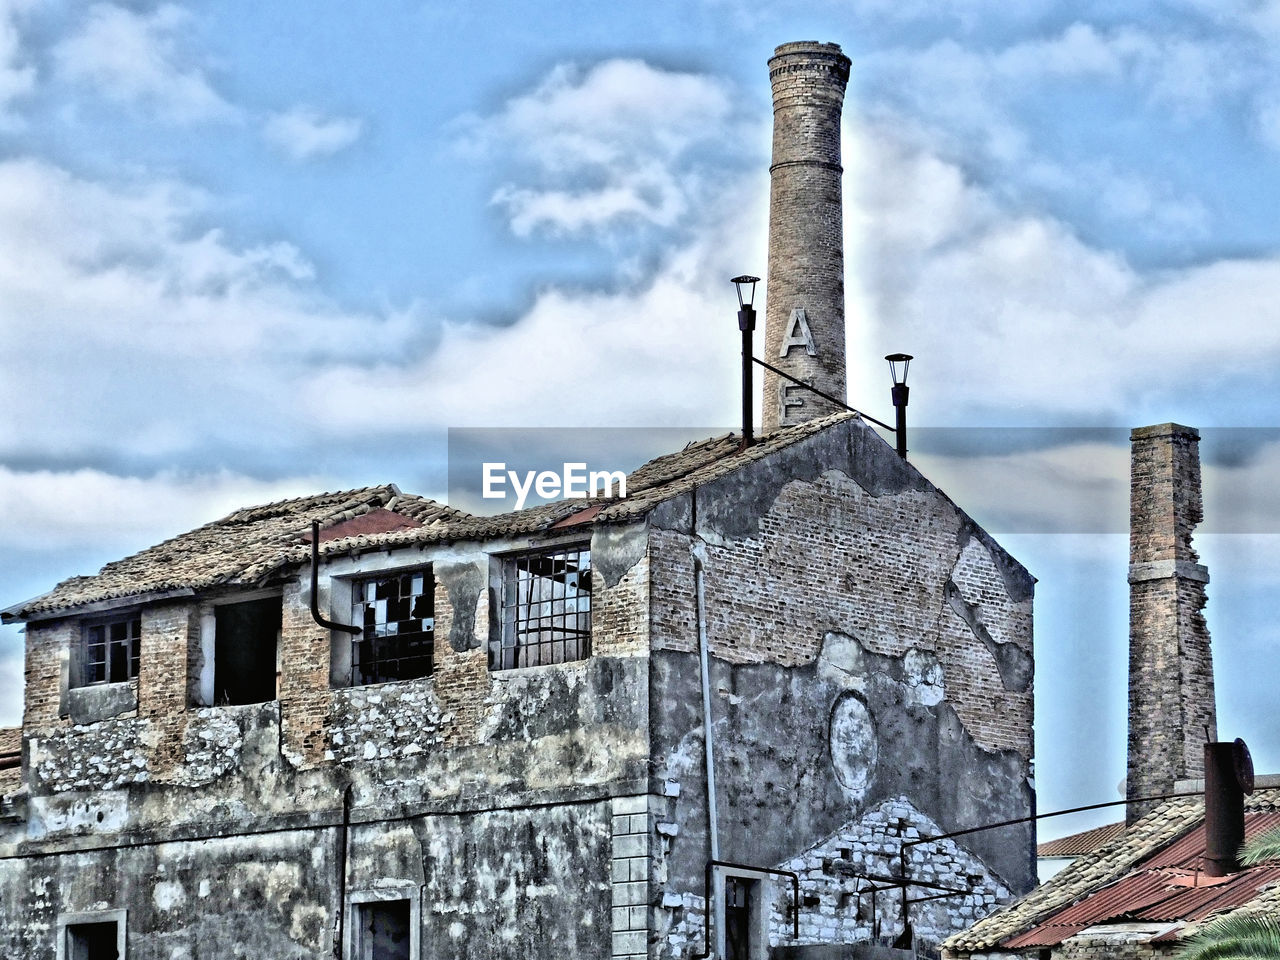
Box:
23, 621, 71, 731
1127, 423, 1215, 821
279, 580, 331, 768
592, 551, 650, 659
763, 42, 851, 430
649, 471, 1033, 758
138, 602, 196, 777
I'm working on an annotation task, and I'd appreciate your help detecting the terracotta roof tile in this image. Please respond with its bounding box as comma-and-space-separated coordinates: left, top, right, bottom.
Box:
1038, 821, 1127, 858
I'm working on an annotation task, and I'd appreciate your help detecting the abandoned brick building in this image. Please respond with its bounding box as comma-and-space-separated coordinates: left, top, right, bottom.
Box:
0, 42, 1038, 960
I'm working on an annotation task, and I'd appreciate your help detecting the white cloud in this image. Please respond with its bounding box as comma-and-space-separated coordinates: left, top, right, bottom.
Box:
0, 466, 320, 554
301, 170, 769, 429
844, 125, 1280, 422
0, 157, 428, 461
263, 107, 364, 161
0, 0, 35, 116
456, 58, 739, 237
54, 3, 236, 123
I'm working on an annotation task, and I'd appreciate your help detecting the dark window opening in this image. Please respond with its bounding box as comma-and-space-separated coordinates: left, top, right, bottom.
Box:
79, 617, 140, 688
354, 899, 411, 960
351, 569, 434, 685
66, 920, 120, 960
214, 596, 281, 705
491, 546, 591, 670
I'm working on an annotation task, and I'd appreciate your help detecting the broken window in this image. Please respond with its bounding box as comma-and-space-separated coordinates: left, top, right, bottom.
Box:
352, 898, 411, 960
77, 616, 140, 688
491, 546, 591, 670
214, 596, 282, 705
65, 920, 120, 960
350, 569, 434, 685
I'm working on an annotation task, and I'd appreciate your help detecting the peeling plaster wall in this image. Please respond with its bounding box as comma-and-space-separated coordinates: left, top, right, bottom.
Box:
646, 421, 1035, 957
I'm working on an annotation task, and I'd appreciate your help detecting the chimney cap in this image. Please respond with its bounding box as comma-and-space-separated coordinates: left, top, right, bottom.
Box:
1130, 422, 1200, 441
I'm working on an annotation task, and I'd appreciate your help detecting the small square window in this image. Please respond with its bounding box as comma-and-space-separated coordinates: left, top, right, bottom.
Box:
353, 899, 411, 960
350, 568, 434, 685
67, 921, 119, 960
491, 546, 591, 670
77, 617, 140, 688
57, 911, 126, 960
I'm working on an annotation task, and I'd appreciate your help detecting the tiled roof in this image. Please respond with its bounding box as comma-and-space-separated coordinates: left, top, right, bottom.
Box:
1038, 821, 1126, 858
4, 486, 469, 620
4, 412, 870, 621
945, 792, 1280, 954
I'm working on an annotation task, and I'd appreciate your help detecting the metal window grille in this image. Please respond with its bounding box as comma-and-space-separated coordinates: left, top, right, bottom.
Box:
351, 568, 434, 685
82, 617, 141, 686
492, 546, 591, 670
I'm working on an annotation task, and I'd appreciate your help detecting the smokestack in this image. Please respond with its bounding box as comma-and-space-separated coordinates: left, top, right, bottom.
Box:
762, 42, 851, 432
1126, 423, 1216, 824
1203, 740, 1251, 877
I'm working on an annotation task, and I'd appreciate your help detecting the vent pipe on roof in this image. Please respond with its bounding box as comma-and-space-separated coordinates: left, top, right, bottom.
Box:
1203, 738, 1253, 877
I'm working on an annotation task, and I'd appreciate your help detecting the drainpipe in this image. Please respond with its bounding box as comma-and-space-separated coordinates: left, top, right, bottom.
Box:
693, 540, 719, 862
334, 783, 352, 959
310, 520, 361, 636
692, 535, 721, 958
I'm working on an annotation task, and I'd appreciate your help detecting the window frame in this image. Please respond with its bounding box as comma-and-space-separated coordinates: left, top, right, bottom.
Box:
75, 615, 141, 689
348, 565, 436, 687
490, 543, 592, 671
56, 908, 127, 960
346, 886, 421, 960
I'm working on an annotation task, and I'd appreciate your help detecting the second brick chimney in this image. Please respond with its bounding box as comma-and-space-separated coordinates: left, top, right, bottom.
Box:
1126, 423, 1217, 824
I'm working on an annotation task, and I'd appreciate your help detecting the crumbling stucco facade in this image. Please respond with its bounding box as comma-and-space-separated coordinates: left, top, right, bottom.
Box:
0, 414, 1034, 959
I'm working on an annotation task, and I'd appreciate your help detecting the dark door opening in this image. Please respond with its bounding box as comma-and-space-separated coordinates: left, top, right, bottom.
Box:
214, 596, 281, 705
725, 876, 755, 960
355, 898, 411, 960
67, 921, 119, 960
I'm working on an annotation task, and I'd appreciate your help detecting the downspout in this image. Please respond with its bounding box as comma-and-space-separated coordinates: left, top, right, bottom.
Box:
310, 520, 361, 636
334, 783, 352, 959
693, 539, 719, 862
692, 488, 721, 958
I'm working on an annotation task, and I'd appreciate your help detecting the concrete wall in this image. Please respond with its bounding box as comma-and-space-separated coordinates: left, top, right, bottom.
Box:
644, 421, 1035, 957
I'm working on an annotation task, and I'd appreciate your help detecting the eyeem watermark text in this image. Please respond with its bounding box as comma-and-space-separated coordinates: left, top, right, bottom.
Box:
483, 462, 627, 510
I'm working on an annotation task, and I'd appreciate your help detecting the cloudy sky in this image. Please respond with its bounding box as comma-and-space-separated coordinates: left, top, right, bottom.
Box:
2, 0, 1279, 837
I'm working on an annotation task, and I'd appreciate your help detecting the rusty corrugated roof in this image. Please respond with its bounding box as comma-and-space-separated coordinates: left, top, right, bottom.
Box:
1144, 811, 1280, 869
1002, 810, 1280, 950
944, 793, 1280, 954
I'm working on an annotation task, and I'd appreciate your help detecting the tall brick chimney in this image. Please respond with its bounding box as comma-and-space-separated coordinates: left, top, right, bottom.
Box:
762, 41, 851, 432
1126, 423, 1216, 824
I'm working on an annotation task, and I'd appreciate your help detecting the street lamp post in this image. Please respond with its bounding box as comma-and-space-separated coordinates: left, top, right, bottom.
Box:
732, 275, 760, 447
886, 353, 913, 459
